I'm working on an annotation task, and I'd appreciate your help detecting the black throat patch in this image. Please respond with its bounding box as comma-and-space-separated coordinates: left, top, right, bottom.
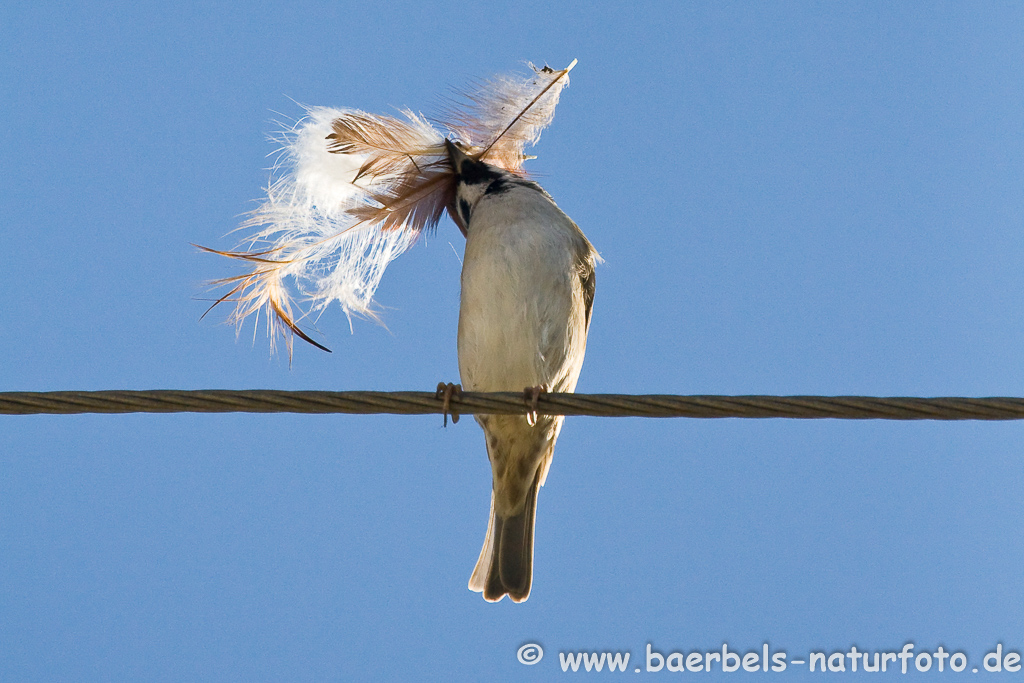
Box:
458, 159, 505, 186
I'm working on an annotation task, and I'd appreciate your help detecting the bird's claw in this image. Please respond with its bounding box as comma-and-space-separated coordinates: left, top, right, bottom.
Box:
523, 385, 546, 426
436, 382, 462, 427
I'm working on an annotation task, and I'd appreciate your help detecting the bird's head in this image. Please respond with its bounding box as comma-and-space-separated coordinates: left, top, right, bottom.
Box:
445, 139, 510, 234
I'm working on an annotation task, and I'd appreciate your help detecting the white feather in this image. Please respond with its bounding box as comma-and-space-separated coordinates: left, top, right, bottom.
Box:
202, 61, 576, 355
248, 107, 438, 316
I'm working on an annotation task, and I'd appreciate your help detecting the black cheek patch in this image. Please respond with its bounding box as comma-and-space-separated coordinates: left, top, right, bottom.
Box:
459, 198, 472, 225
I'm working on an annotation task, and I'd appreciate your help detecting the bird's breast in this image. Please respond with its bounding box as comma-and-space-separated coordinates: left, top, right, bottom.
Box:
457, 194, 587, 394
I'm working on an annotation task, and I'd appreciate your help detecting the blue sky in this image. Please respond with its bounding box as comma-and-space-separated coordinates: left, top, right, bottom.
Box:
2, 1, 1023, 680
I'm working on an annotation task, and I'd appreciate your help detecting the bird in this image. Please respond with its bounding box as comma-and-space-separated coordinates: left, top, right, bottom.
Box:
444, 139, 598, 602
201, 61, 586, 601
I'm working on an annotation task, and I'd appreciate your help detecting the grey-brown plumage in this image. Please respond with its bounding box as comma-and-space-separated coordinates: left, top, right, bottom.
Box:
446, 140, 597, 602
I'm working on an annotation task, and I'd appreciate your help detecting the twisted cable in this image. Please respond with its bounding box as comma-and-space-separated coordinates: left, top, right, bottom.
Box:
3, 390, 1024, 420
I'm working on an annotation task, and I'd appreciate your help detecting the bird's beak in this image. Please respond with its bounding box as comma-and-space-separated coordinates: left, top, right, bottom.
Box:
444, 139, 469, 237
444, 138, 469, 175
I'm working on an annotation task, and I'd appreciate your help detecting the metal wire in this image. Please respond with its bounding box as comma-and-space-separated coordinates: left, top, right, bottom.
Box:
4, 389, 1024, 420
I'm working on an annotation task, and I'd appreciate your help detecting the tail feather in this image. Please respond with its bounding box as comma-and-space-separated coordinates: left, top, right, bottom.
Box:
484, 515, 508, 600
468, 495, 496, 592
468, 470, 541, 603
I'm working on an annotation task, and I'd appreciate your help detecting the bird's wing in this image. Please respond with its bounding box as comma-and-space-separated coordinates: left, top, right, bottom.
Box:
580, 256, 596, 333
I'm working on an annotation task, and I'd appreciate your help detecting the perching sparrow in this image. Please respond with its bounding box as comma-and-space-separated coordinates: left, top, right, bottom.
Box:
445, 140, 598, 602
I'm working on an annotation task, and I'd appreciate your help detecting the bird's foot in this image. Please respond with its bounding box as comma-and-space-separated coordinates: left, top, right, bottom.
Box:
435, 382, 462, 427
523, 385, 547, 427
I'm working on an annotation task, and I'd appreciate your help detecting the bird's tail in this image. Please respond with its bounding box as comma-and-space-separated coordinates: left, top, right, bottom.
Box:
468, 469, 542, 603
